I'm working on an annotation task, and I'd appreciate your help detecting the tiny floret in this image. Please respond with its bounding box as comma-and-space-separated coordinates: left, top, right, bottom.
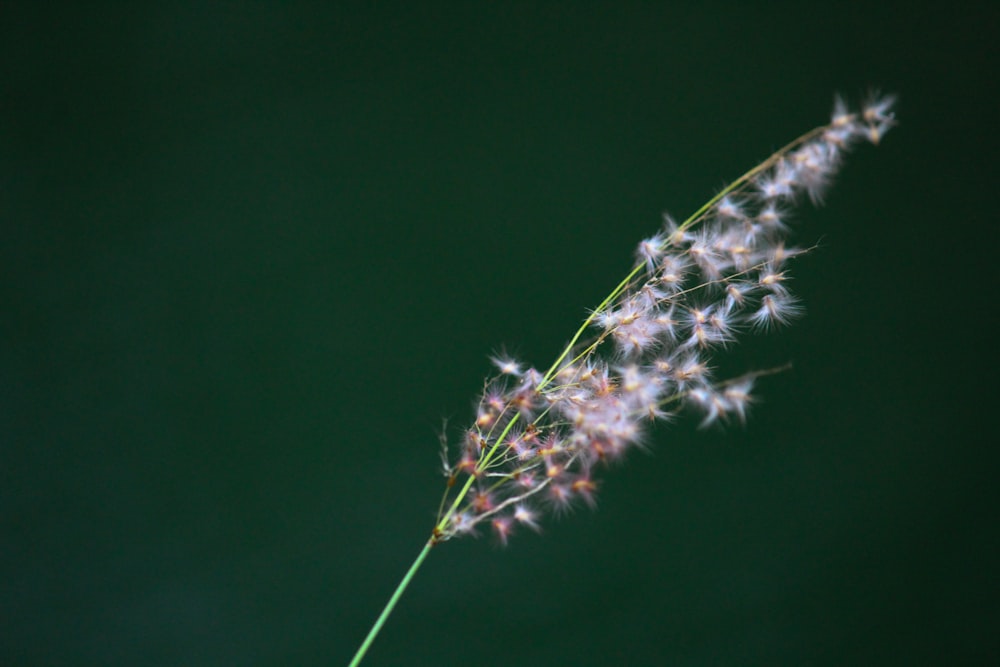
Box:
861, 93, 897, 145
716, 195, 744, 220
722, 378, 755, 423
750, 293, 802, 330
636, 233, 667, 274
831, 93, 854, 127
490, 354, 525, 377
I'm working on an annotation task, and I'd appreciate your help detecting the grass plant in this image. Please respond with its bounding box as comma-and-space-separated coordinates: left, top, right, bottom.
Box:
348, 93, 895, 667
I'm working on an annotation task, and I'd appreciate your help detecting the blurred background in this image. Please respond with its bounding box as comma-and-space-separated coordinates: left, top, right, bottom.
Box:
2, 2, 996, 665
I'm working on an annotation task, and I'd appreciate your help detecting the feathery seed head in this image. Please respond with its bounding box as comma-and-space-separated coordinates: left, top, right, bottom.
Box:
434, 93, 895, 543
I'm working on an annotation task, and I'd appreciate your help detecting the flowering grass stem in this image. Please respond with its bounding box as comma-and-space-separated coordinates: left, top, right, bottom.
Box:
346, 93, 894, 666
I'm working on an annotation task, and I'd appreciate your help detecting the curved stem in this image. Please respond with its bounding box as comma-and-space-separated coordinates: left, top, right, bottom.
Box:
347, 540, 434, 667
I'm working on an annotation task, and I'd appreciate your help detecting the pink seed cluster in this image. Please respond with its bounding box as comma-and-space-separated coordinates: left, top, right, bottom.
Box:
435, 94, 895, 545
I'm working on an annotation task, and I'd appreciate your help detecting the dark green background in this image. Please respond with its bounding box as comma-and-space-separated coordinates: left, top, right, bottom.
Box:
2, 2, 996, 665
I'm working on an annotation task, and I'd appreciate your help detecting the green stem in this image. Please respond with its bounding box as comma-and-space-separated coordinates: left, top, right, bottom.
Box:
347, 540, 434, 667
